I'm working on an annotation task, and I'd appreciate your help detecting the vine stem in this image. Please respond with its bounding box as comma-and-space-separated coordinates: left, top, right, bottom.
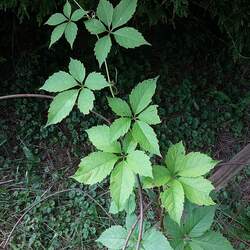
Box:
72, 0, 115, 98
0, 94, 111, 124
136, 175, 144, 250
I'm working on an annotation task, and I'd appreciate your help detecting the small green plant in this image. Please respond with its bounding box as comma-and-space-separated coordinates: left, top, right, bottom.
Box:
40, 0, 235, 249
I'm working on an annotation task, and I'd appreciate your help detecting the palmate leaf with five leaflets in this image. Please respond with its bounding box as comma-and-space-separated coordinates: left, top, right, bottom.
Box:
46, 1, 87, 48
87, 0, 149, 66
41, 58, 109, 125
142, 142, 217, 224
106, 77, 161, 155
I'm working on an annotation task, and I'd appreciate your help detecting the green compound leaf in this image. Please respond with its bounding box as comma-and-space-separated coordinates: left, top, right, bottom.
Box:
110, 117, 131, 141
49, 23, 67, 48
184, 206, 216, 237
132, 120, 160, 156
96, 225, 127, 249
85, 72, 109, 90
107, 97, 132, 117
94, 35, 112, 67
86, 125, 121, 153
160, 180, 185, 225
188, 231, 234, 250
69, 58, 85, 83
143, 165, 171, 188
112, 0, 137, 29
46, 89, 79, 126
71, 9, 87, 22
113, 27, 150, 49
63, 1, 71, 18
65, 22, 78, 48
123, 131, 137, 154
110, 161, 135, 210
138, 105, 161, 125
109, 192, 136, 215
84, 19, 107, 35
129, 77, 157, 115
40, 71, 78, 92
179, 177, 215, 206
142, 228, 173, 250
165, 141, 186, 174
96, 0, 113, 27
177, 152, 218, 177
126, 150, 152, 177
77, 88, 95, 115
45, 13, 67, 26
72, 152, 118, 185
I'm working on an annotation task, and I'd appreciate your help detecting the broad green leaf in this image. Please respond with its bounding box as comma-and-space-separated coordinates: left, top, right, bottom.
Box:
46, 89, 79, 126
143, 165, 171, 188
123, 131, 137, 153
113, 27, 150, 49
165, 141, 186, 174
72, 152, 118, 185
189, 231, 234, 250
84, 19, 106, 34
109, 193, 136, 215
129, 78, 157, 114
86, 125, 121, 153
142, 228, 173, 250
179, 177, 215, 206
71, 9, 87, 21
132, 120, 160, 156
96, 225, 127, 249
94, 35, 112, 67
160, 180, 185, 225
112, 0, 137, 29
49, 23, 67, 47
65, 22, 78, 48
63, 1, 71, 18
110, 117, 131, 141
69, 58, 85, 83
178, 152, 218, 177
40, 71, 78, 92
96, 0, 113, 27
164, 216, 184, 239
184, 206, 216, 237
45, 13, 67, 26
110, 161, 135, 209
77, 88, 95, 115
85, 72, 109, 90
126, 150, 152, 177
138, 105, 161, 125
107, 97, 132, 117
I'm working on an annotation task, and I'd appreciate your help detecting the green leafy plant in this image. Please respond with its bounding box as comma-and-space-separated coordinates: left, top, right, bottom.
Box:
39, 0, 235, 249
